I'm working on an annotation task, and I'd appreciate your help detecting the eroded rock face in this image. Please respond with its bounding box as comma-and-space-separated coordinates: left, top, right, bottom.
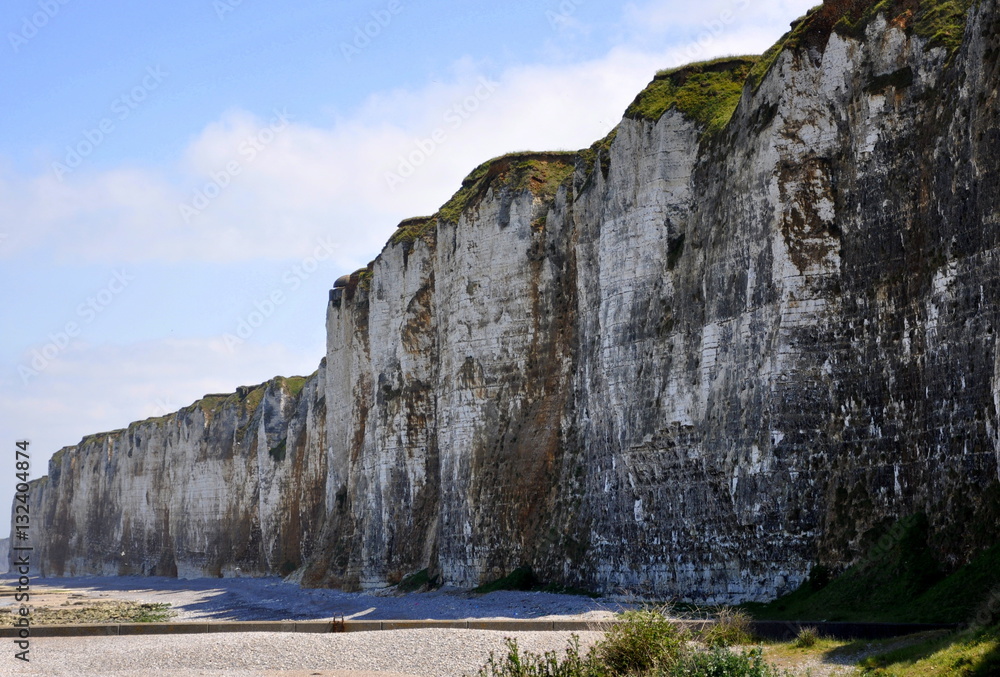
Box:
302, 3, 1000, 601
21, 375, 327, 578
16, 2, 1000, 602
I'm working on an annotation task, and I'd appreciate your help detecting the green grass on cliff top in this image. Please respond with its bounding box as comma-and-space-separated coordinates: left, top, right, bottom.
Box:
749, 0, 975, 89
624, 56, 758, 133
383, 152, 578, 246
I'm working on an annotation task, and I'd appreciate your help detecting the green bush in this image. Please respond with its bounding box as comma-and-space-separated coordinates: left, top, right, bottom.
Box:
669, 646, 791, 677
702, 607, 754, 648
476, 636, 606, 677
596, 609, 687, 674
792, 626, 820, 649
473, 610, 789, 677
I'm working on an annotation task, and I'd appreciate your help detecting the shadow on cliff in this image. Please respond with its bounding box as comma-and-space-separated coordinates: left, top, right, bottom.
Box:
16, 575, 612, 622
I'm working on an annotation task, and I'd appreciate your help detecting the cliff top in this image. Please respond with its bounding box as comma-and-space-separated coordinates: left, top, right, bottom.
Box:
749, 0, 975, 88
45, 375, 313, 473
625, 56, 759, 133
358, 1, 978, 280
383, 152, 578, 251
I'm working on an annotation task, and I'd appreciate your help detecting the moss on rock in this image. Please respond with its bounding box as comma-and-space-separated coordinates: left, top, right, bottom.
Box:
625, 56, 758, 134
750, 0, 976, 89
389, 216, 436, 247
435, 152, 577, 225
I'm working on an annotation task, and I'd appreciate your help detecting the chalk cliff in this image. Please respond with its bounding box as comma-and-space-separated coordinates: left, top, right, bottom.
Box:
24, 375, 327, 578
15, 0, 1000, 603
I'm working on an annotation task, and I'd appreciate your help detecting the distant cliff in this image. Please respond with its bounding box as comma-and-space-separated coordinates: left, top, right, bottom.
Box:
16, 0, 1000, 603
23, 376, 327, 578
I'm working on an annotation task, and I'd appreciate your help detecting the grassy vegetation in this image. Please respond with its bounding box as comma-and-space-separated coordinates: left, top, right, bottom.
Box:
748, 0, 975, 90
624, 57, 758, 134
435, 152, 577, 225
476, 610, 790, 677
835, 0, 976, 52
189, 393, 231, 419
240, 384, 267, 413
471, 567, 599, 598
702, 607, 755, 648
268, 438, 287, 462
792, 626, 821, 649
744, 514, 1000, 624
389, 216, 436, 246
856, 624, 1000, 676
474, 612, 999, 675
0, 601, 174, 625
473, 566, 538, 594
354, 265, 374, 290
280, 375, 308, 398
577, 127, 619, 183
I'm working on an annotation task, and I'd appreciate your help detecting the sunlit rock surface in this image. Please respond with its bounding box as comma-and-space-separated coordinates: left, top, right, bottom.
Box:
16, 1, 1000, 602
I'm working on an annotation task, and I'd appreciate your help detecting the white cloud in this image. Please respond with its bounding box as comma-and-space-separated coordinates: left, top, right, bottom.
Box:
0, 337, 319, 492
0, 0, 822, 528
0, 0, 814, 266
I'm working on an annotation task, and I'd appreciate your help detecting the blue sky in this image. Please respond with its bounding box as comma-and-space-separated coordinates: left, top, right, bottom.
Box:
0, 0, 815, 535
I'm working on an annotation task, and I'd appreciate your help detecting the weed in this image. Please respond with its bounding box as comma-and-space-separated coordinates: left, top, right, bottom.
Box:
595, 608, 687, 674
748, 0, 975, 90
703, 607, 755, 647
268, 438, 287, 462
281, 375, 308, 398
675, 646, 793, 677
131, 603, 174, 623
397, 568, 439, 593
793, 626, 821, 648
1, 601, 175, 625
390, 216, 436, 247
436, 152, 576, 225
476, 636, 605, 677
857, 624, 1000, 676
740, 513, 1000, 624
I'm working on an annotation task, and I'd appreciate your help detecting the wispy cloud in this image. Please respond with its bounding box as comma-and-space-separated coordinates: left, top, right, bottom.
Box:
0, 38, 770, 266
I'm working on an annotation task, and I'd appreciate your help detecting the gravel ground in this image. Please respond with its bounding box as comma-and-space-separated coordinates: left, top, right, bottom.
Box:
0, 628, 605, 677
0, 575, 621, 622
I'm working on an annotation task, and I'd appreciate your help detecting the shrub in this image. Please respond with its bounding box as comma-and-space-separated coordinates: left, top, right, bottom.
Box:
792, 626, 820, 648
702, 607, 754, 648
472, 611, 790, 677
669, 646, 791, 677
596, 609, 687, 674
476, 636, 605, 677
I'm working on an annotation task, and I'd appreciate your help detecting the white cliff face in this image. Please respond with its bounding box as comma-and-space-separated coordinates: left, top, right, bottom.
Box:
17, 1, 1000, 602
21, 374, 327, 579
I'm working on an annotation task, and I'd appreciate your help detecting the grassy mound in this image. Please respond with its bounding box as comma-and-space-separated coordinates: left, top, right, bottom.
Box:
436, 152, 577, 225
624, 56, 758, 134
